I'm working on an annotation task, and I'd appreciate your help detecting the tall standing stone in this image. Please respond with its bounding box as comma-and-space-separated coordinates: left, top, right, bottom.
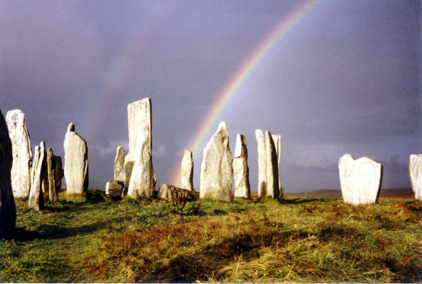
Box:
272, 134, 283, 198
47, 148, 63, 202
234, 134, 251, 198
128, 121, 156, 198
5, 109, 32, 199
63, 123, 89, 196
0, 109, 16, 238
28, 142, 46, 211
265, 131, 280, 199
255, 129, 266, 197
338, 154, 383, 205
200, 121, 233, 202
181, 149, 194, 191
409, 154, 422, 201
114, 146, 125, 182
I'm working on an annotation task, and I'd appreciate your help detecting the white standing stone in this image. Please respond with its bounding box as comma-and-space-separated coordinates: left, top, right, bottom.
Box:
265, 131, 280, 199
181, 149, 194, 191
114, 146, 125, 182
63, 123, 89, 196
409, 154, 422, 201
200, 121, 233, 202
6, 109, 32, 199
29, 142, 46, 210
125, 98, 154, 189
234, 134, 251, 198
272, 134, 283, 198
0, 109, 16, 238
255, 129, 266, 198
338, 153, 383, 205
127, 121, 156, 198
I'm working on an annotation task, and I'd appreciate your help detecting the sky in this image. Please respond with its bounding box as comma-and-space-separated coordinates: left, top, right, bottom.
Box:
1, 0, 420, 193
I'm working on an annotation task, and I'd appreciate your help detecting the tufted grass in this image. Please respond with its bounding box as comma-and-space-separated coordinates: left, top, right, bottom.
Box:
0, 190, 420, 282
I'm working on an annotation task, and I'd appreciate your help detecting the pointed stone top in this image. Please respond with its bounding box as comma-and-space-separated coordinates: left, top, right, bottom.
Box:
235, 134, 245, 158
67, 122, 75, 132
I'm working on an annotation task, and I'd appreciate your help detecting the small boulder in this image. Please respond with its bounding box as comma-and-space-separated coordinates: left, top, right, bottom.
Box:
157, 184, 191, 203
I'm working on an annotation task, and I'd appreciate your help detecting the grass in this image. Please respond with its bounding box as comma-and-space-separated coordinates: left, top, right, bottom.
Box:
0, 190, 421, 282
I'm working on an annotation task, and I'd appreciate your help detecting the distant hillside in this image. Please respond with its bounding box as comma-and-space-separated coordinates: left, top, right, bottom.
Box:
283, 188, 414, 199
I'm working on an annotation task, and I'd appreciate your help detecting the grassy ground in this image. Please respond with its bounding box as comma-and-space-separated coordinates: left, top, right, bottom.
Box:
0, 190, 421, 283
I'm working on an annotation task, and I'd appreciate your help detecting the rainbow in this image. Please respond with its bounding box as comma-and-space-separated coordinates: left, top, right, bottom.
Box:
172, 0, 321, 186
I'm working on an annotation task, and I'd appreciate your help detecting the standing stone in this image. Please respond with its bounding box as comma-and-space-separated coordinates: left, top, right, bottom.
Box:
106, 180, 124, 201
5, 109, 32, 199
63, 123, 89, 196
338, 153, 383, 205
114, 146, 125, 182
181, 149, 194, 191
409, 154, 422, 201
0, 109, 16, 238
234, 134, 251, 198
255, 129, 266, 198
128, 121, 156, 198
124, 98, 155, 191
28, 142, 46, 210
272, 134, 283, 198
47, 148, 63, 202
200, 121, 233, 202
265, 131, 280, 199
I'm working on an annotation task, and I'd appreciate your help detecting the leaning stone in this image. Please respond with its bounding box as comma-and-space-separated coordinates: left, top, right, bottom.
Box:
114, 146, 125, 182
157, 184, 191, 203
124, 98, 154, 189
272, 134, 283, 198
181, 149, 194, 191
63, 123, 89, 196
409, 154, 422, 201
0, 109, 16, 238
28, 142, 46, 211
255, 129, 266, 198
128, 121, 156, 198
234, 134, 251, 198
338, 153, 383, 205
200, 121, 233, 202
265, 131, 280, 199
6, 109, 32, 199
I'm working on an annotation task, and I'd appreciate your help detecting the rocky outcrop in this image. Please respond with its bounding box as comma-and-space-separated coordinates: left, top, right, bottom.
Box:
338, 154, 383, 205
124, 98, 155, 191
0, 109, 16, 238
272, 134, 283, 198
6, 109, 32, 199
255, 129, 266, 197
28, 142, 46, 210
409, 154, 422, 201
234, 134, 250, 198
127, 121, 156, 198
63, 123, 88, 196
114, 146, 125, 182
47, 148, 63, 202
200, 121, 233, 202
181, 149, 194, 191
157, 184, 192, 202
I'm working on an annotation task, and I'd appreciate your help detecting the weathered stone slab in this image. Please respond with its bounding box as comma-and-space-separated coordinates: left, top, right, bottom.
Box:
265, 131, 280, 199
106, 180, 124, 201
6, 109, 32, 199
200, 121, 233, 202
114, 146, 125, 182
255, 129, 266, 198
47, 148, 63, 202
29, 142, 46, 210
124, 98, 155, 190
0, 109, 16, 238
181, 149, 194, 191
127, 121, 156, 198
63, 123, 89, 196
157, 184, 191, 202
338, 154, 383, 205
234, 134, 250, 198
272, 134, 283, 199
409, 154, 422, 201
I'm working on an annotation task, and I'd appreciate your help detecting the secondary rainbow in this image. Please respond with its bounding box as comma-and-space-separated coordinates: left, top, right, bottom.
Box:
172, 0, 321, 186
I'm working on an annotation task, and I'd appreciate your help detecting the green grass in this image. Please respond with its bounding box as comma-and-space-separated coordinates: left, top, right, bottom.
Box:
1, 190, 421, 282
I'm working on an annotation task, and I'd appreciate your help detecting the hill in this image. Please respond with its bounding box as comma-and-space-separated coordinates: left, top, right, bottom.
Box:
283, 188, 414, 199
